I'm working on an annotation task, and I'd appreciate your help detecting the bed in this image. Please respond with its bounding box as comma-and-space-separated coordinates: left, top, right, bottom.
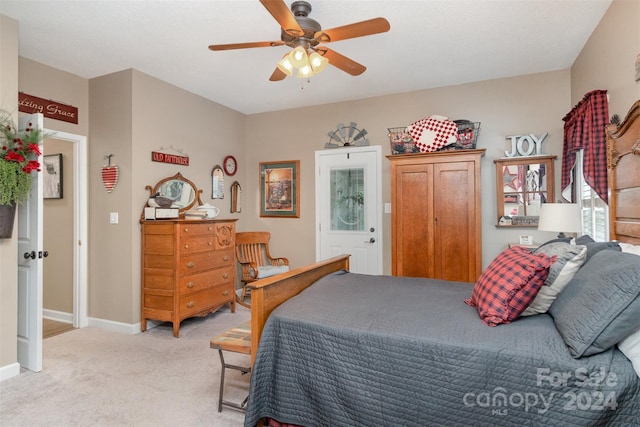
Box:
244, 100, 640, 427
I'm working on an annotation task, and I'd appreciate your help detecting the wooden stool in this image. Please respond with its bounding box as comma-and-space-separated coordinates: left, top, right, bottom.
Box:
210, 321, 251, 412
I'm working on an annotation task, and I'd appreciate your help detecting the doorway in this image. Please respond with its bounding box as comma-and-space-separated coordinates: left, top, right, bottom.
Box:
315, 145, 382, 275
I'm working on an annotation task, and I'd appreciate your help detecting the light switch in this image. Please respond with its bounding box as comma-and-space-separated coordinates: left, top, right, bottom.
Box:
110, 212, 119, 224
384, 203, 392, 214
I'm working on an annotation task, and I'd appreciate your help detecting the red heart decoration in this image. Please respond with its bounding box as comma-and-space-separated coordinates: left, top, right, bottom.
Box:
101, 165, 119, 193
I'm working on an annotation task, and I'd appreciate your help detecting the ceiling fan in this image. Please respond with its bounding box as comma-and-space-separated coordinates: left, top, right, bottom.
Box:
208, 0, 390, 81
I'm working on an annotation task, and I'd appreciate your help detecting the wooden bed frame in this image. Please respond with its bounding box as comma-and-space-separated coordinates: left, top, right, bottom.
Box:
249, 100, 640, 364
608, 99, 640, 245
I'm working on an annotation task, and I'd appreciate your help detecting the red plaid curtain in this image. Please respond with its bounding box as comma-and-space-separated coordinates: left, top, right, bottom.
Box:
561, 89, 609, 204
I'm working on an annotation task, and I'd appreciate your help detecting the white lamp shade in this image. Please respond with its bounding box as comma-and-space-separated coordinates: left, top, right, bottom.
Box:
309, 52, 329, 73
538, 203, 582, 234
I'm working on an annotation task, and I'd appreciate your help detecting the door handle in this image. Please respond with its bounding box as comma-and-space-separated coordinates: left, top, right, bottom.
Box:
364, 237, 375, 243
24, 251, 36, 260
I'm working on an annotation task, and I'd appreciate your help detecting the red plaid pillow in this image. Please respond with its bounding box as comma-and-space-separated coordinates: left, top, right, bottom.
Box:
465, 247, 555, 326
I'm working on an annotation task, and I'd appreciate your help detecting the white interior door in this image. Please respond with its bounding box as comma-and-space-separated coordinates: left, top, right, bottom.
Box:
17, 113, 43, 372
315, 145, 382, 275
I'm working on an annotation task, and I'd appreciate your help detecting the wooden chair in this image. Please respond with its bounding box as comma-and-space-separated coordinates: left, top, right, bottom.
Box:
235, 231, 289, 308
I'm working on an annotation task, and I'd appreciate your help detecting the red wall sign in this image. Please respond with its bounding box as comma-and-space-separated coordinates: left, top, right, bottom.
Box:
18, 92, 78, 124
151, 151, 190, 166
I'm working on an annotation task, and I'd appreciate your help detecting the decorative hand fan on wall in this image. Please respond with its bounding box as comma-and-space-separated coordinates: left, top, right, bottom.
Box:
208, 0, 390, 80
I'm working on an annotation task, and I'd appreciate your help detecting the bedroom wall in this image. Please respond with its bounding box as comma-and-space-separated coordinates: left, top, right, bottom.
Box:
245, 70, 572, 273
0, 14, 20, 374
570, 0, 640, 118
88, 69, 245, 326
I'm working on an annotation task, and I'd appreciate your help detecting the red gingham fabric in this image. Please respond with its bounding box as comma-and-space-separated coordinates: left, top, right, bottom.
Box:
561, 90, 609, 203
406, 116, 458, 152
465, 247, 555, 327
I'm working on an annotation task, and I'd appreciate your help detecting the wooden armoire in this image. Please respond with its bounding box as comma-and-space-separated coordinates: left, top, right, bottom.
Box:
387, 149, 485, 282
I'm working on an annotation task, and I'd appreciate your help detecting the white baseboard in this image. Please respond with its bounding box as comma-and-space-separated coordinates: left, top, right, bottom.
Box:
86, 317, 161, 335
43, 309, 73, 324
0, 362, 21, 382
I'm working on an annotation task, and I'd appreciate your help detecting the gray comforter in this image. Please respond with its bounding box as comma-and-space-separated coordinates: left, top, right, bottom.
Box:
244, 271, 640, 427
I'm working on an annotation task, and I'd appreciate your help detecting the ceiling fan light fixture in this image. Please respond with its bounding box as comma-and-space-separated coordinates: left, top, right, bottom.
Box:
277, 56, 294, 76
289, 45, 309, 68
296, 64, 315, 78
309, 51, 329, 73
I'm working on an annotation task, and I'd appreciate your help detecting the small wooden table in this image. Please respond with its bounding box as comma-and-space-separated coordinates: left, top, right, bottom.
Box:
210, 321, 251, 412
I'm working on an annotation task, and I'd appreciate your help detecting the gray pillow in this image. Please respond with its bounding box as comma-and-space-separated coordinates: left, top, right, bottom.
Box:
583, 241, 621, 262
521, 242, 587, 316
549, 250, 640, 358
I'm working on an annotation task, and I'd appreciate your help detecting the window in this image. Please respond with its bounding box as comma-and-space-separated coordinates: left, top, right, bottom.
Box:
575, 150, 609, 241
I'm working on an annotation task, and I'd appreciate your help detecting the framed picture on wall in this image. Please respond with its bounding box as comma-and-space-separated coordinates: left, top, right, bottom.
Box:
43, 153, 63, 199
259, 160, 300, 218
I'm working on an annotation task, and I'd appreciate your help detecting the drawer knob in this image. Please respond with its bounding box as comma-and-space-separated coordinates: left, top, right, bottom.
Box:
186, 301, 195, 308
222, 290, 229, 297
222, 273, 229, 279
183, 227, 189, 233
223, 255, 230, 262
186, 261, 195, 268
208, 242, 213, 246
184, 244, 189, 249
208, 226, 213, 231
186, 281, 195, 289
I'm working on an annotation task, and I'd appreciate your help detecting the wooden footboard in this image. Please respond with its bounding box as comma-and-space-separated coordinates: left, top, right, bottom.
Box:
248, 254, 350, 365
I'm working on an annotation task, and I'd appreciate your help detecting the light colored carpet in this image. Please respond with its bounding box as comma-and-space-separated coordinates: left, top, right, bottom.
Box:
1, 305, 251, 427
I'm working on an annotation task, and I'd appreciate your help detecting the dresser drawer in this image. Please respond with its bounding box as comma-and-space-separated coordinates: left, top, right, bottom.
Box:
179, 284, 233, 317
178, 223, 215, 237
179, 266, 234, 295
180, 235, 215, 254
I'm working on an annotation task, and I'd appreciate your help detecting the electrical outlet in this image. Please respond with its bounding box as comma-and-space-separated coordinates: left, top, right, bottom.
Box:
110, 212, 119, 224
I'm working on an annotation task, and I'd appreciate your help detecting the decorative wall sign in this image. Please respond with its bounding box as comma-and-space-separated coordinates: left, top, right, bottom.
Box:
18, 92, 78, 124
504, 133, 548, 157
101, 154, 119, 193
325, 122, 369, 149
151, 146, 189, 166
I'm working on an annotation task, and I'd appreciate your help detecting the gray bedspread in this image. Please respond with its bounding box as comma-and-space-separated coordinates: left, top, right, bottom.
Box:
244, 271, 640, 427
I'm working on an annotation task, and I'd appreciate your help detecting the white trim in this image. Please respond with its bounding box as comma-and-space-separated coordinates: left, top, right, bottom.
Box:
44, 129, 88, 328
86, 317, 159, 335
0, 363, 21, 382
43, 309, 73, 324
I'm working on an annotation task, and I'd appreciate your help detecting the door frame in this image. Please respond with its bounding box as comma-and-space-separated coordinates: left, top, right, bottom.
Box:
315, 145, 383, 274
49, 130, 88, 328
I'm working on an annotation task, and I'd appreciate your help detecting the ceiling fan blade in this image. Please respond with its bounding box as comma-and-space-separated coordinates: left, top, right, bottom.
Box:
319, 47, 366, 76
314, 17, 390, 43
269, 67, 287, 81
259, 0, 303, 36
209, 41, 284, 51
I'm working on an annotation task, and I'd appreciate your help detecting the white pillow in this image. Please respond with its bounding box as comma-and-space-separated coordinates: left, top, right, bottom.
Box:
618, 328, 640, 378
521, 242, 587, 316
619, 242, 640, 256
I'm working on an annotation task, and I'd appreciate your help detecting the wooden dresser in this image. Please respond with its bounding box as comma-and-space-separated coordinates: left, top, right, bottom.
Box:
140, 218, 237, 337
387, 149, 485, 283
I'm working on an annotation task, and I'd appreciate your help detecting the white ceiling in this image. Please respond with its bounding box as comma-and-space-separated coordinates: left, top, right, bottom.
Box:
1, 0, 611, 115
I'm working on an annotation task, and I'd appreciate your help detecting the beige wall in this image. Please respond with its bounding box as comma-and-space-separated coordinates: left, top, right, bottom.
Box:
571, 0, 640, 116
245, 71, 572, 273
88, 69, 246, 324
0, 14, 20, 372
43, 139, 74, 314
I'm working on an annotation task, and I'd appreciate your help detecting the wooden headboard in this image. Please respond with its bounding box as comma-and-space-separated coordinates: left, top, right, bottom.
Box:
607, 99, 640, 244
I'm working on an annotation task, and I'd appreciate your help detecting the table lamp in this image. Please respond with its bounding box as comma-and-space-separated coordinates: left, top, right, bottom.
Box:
538, 203, 582, 238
